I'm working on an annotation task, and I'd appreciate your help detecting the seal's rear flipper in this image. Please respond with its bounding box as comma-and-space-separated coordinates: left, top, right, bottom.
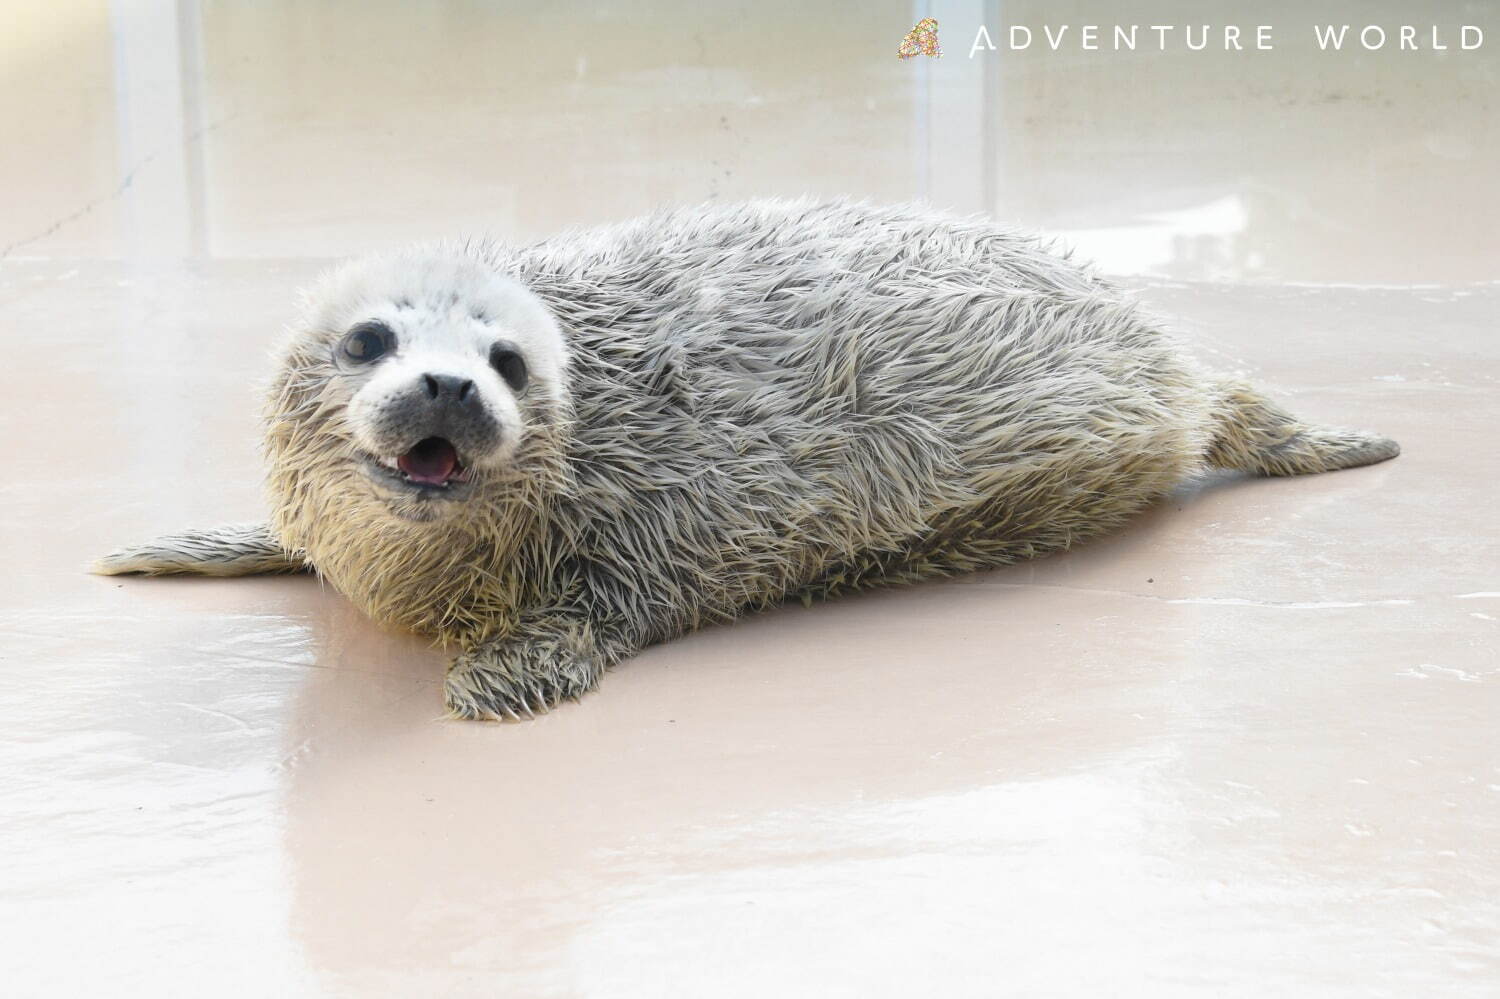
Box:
93, 522, 307, 577
1206, 380, 1400, 477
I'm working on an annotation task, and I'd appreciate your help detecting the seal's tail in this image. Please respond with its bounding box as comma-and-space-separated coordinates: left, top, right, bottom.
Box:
1206, 380, 1400, 477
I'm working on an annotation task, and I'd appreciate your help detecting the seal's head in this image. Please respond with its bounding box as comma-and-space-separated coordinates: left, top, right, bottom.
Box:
264, 245, 570, 640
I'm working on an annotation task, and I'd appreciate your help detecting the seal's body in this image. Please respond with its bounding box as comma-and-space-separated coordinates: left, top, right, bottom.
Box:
98, 200, 1399, 718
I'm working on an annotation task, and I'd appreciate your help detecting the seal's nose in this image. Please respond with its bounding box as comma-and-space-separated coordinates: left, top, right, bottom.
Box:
378, 369, 500, 461
421, 373, 474, 402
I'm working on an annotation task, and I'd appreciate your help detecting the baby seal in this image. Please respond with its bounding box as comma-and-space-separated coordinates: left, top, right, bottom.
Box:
97, 199, 1399, 719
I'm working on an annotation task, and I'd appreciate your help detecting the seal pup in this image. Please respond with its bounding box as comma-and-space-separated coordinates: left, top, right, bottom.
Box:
97, 199, 1399, 719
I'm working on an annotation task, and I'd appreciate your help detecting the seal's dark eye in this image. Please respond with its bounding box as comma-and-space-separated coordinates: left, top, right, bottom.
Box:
340, 321, 393, 364
489, 343, 528, 392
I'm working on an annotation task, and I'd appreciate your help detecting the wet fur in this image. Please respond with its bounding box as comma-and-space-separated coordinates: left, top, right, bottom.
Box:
97, 199, 1399, 718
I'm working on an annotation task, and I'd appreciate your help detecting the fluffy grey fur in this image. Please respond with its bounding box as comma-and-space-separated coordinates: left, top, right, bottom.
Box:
97, 199, 1399, 719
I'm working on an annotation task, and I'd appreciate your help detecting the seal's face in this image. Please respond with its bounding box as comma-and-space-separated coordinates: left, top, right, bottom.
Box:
267, 249, 570, 529
338, 308, 527, 507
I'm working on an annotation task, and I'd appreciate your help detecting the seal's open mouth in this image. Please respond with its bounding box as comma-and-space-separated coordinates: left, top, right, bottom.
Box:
364, 437, 472, 494
397, 437, 466, 486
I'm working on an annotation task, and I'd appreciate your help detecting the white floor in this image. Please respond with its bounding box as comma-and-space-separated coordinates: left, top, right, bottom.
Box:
2, 2, 1496, 996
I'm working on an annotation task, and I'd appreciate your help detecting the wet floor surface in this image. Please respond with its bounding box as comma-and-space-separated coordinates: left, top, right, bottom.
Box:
2, 2, 1497, 996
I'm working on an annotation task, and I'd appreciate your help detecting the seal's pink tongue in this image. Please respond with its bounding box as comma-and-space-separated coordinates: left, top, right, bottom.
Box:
397, 437, 459, 484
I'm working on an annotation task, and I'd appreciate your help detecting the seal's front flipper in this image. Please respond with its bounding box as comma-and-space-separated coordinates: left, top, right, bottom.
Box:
93, 522, 306, 577
1207, 380, 1400, 477
443, 611, 633, 720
